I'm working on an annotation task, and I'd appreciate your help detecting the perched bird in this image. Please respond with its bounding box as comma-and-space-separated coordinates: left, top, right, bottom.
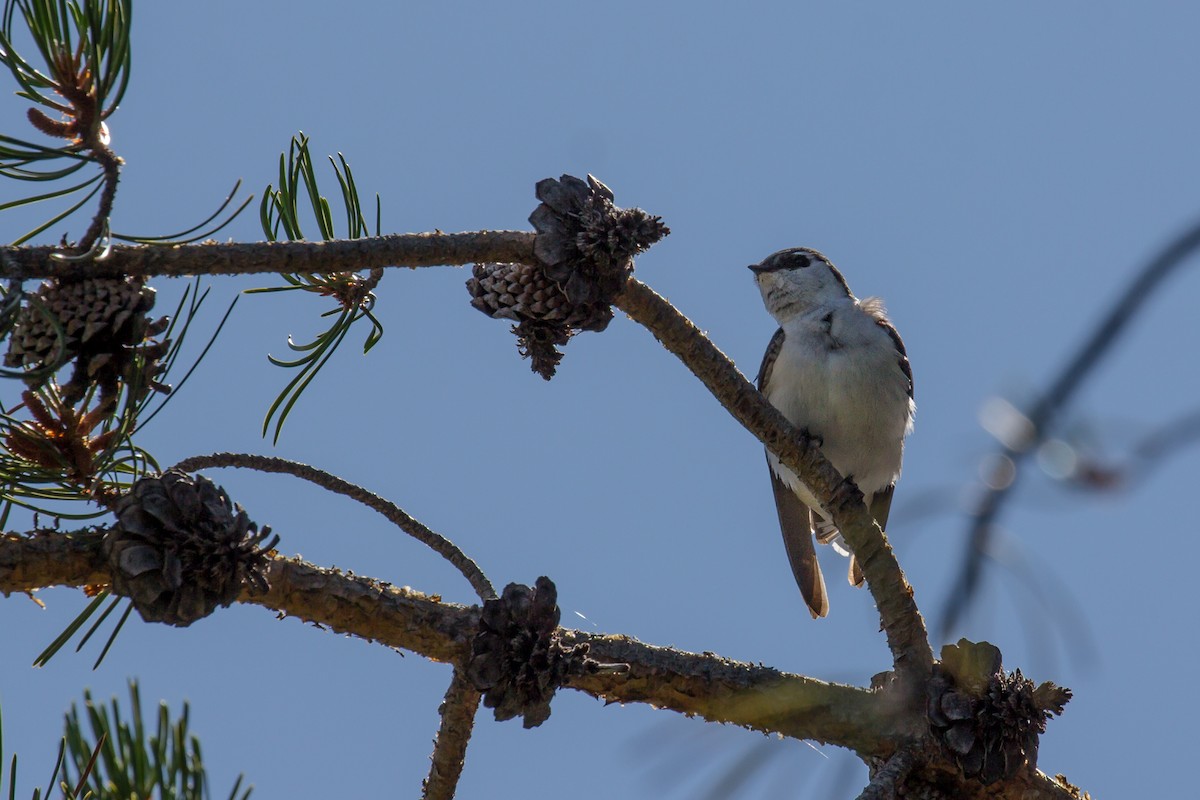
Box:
750, 248, 914, 618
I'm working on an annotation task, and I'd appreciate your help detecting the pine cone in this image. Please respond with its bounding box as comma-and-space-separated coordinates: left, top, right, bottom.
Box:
466, 261, 613, 332
467, 175, 667, 379
103, 470, 278, 627
5, 277, 170, 405
928, 657, 1071, 784
467, 260, 617, 379
466, 577, 591, 728
529, 174, 668, 306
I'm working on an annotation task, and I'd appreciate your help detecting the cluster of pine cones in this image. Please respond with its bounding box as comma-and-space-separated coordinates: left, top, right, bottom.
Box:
467, 174, 668, 378
927, 645, 1071, 784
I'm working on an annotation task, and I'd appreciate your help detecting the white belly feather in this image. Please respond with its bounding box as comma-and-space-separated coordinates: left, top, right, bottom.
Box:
764, 304, 912, 519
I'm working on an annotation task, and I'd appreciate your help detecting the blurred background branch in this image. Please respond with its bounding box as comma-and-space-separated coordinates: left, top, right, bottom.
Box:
940, 216, 1200, 637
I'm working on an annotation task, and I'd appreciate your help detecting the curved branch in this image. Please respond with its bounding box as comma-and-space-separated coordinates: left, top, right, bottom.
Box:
0, 231, 537, 281
171, 452, 496, 601
614, 279, 933, 682
942, 216, 1200, 637
75, 134, 120, 255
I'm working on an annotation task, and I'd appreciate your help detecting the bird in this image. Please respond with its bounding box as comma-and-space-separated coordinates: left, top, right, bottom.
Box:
750, 247, 914, 618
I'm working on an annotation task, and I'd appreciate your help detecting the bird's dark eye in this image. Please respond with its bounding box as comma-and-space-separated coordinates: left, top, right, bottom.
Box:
791, 253, 812, 268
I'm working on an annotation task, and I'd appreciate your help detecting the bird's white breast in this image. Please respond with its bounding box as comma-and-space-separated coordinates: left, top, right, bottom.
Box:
765, 301, 912, 513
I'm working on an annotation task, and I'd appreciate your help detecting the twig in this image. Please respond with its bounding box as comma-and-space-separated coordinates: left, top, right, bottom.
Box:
941, 216, 1200, 638
614, 279, 933, 682
170, 453, 496, 601
422, 669, 482, 800
0, 231, 538, 281
1125, 405, 1200, 482
75, 134, 121, 255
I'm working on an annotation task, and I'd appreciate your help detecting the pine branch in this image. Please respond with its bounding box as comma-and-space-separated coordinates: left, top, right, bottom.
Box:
422, 669, 481, 800
942, 216, 1200, 637
171, 453, 496, 602
0, 529, 1083, 800
0, 231, 537, 280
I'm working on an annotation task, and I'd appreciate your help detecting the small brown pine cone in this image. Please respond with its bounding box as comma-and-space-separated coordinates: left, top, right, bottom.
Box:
466, 261, 613, 332
466, 261, 613, 379
5, 277, 170, 405
103, 470, 278, 627
467, 174, 666, 379
928, 656, 1070, 784
466, 576, 592, 728
529, 174, 668, 307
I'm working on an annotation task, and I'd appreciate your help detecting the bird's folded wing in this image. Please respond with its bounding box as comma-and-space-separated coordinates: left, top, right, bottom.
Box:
769, 467, 829, 618
869, 483, 895, 531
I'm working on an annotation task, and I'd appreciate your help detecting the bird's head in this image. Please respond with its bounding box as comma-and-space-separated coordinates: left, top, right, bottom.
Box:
749, 247, 853, 323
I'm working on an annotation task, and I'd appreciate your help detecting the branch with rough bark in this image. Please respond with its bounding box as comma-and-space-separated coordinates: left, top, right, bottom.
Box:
0, 528, 905, 746
0, 232, 536, 281
423, 669, 481, 800
0, 528, 1080, 799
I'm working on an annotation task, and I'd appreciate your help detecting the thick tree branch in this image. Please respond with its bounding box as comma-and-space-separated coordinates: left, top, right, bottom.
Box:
0, 528, 108, 588
0, 529, 905, 752
0, 231, 537, 281
255, 558, 912, 751
0, 529, 1081, 799
558, 630, 912, 752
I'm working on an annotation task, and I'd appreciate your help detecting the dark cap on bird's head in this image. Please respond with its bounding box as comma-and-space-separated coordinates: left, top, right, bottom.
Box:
749, 248, 852, 304
748, 247, 827, 274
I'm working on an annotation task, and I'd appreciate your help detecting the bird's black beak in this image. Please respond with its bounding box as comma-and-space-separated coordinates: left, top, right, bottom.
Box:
748, 262, 766, 273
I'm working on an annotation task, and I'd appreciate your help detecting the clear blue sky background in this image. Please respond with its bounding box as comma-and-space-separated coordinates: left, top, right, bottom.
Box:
3, 3, 1198, 797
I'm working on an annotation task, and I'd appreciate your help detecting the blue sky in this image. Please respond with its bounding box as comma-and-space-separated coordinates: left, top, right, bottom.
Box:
3, 3, 1199, 797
